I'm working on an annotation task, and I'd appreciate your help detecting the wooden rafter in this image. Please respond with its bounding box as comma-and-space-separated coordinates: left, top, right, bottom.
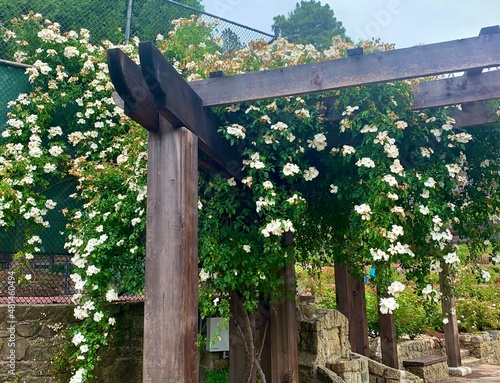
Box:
190, 30, 500, 107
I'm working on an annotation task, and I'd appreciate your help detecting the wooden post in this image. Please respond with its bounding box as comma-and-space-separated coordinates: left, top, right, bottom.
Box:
352, 277, 369, 356
334, 264, 369, 356
378, 288, 399, 369
440, 263, 461, 368
143, 118, 199, 383
269, 233, 299, 383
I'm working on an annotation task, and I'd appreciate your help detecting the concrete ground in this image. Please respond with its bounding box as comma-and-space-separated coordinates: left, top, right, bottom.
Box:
436, 365, 500, 383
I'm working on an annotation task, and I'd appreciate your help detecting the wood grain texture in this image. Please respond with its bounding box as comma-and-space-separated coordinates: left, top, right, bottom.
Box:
412, 70, 500, 110
378, 289, 399, 369
270, 236, 299, 383
191, 31, 500, 107
440, 264, 462, 368
138, 41, 243, 179
107, 48, 159, 132
143, 119, 198, 383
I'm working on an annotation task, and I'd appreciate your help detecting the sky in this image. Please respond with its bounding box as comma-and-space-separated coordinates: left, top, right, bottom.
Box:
203, 0, 500, 49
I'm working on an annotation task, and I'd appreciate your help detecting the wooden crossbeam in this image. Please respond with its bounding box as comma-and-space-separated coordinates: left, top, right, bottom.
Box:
107, 49, 159, 132
190, 29, 500, 107
138, 41, 242, 179
412, 69, 500, 110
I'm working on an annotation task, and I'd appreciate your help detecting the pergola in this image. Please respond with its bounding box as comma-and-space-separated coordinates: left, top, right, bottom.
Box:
107, 26, 500, 382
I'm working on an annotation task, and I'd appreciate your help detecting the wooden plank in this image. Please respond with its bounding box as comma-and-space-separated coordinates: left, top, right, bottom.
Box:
107, 48, 159, 132
450, 102, 499, 128
334, 264, 369, 356
403, 355, 447, 367
466, 26, 500, 76
269, 233, 299, 383
412, 69, 500, 110
138, 41, 242, 179
351, 277, 369, 356
440, 263, 461, 368
143, 119, 199, 383
378, 289, 399, 369
190, 30, 500, 106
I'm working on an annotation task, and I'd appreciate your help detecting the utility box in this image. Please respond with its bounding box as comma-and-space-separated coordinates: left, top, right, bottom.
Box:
206, 317, 229, 352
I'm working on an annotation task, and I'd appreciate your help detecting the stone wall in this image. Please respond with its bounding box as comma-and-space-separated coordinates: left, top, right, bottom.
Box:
459, 331, 500, 364
0, 302, 144, 383
369, 336, 446, 369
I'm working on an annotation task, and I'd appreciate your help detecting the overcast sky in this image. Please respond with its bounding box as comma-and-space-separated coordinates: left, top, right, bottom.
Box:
204, 0, 500, 48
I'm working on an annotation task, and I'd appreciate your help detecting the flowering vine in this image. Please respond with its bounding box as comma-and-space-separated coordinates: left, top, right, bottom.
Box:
1, 12, 499, 382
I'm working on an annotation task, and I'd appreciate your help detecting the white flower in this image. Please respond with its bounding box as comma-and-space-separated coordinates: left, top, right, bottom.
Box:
270, 121, 288, 131
108, 317, 116, 326
262, 181, 273, 189
243, 245, 251, 253
382, 174, 398, 187
342, 105, 359, 116
396, 120, 408, 130
492, 254, 500, 263
390, 159, 404, 175
354, 204, 371, 220
25, 274, 32, 281
387, 192, 398, 201
481, 269, 491, 282
330, 184, 338, 194
384, 143, 399, 158
226, 124, 246, 138
370, 248, 389, 261
227, 177, 236, 186
49, 145, 64, 157
106, 289, 118, 302
80, 344, 89, 353
355, 157, 376, 168
295, 108, 310, 119
198, 200, 203, 210
93, 312, 104, 322
131, 217, 141, 226
86, 265, 100, 276
72, 332, 85, 346
443, 251, 460, 265
242, 176, 253, 187
442, 318, 449, 325
424, 177, 436, 188
360, 124, 377, 133
199, 269, 210, 282
69, 368, 85, 383
379, 297, 399, 314
303, 167, 319, 181
341, 145, 356, 156
307, 133, 327, 151
388, 281, 405, 298
48, 126, 63, 138
419, 205, 430, 215
283, 163, 300, 176
421, 189, 430, 199
420, 147, 434, 157
213, 297, 220, 306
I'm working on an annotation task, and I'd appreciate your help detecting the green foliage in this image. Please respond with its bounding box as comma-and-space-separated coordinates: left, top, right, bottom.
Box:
202, 365, 230, 383
272, 0, 348, 49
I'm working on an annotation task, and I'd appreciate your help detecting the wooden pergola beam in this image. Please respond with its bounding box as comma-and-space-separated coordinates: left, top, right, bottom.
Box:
107, 45, 242, 179
190, 29, 500, 107
412, 69, 500, 110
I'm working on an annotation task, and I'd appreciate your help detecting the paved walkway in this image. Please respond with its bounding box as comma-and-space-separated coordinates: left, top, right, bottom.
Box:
436, 365, 500, 383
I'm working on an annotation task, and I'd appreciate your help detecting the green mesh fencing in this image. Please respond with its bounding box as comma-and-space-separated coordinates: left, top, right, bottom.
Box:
0, 0, 273, 301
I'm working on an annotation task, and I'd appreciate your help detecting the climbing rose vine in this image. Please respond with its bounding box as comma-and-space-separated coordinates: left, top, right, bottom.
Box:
1, 13, 499, 382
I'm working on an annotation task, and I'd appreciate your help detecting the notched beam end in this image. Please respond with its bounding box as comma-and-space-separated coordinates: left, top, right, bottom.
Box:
107, 48, 159, 132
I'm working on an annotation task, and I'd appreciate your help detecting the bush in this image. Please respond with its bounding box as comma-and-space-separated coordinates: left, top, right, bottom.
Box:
202, 365, 229, 383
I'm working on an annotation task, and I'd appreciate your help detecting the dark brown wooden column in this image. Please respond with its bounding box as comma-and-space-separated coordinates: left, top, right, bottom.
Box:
440, 263, 461, 368
269, 233, 299, 383
378, 288, 399, 369
143, 119, 199, 383
334, 264, 369, 356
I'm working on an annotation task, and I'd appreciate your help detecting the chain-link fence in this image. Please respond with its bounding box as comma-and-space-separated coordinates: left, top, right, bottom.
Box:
0, 1, 273, 302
